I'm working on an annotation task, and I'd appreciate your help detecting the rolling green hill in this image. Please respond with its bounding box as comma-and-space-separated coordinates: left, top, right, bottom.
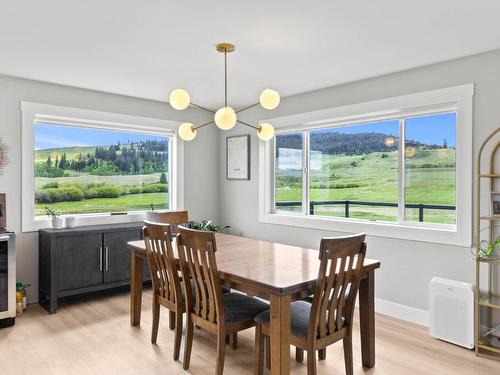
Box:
35, 146, 97, 163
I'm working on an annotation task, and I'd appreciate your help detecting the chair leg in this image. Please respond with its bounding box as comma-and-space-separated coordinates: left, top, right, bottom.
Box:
151, 297, 160, 344
231, 333, 238, 350
216, 332, 226, 375
183, 318, 194, 370
307, 350, 317, 375
173, 309, 183, 361
318, 348, 326, 361
169, 310, 176, 331
254, 325, 264, 375
265, 335, 271, 370
296, 347, 304, 363
343, 335, 353, 375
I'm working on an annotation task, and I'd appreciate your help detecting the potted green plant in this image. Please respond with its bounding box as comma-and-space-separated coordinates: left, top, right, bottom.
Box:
191, 220, 230, 232
478, 237, 500, 259
45, 207, 64, 229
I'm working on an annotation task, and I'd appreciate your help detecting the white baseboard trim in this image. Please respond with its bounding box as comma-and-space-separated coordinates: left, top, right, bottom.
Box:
375, 298, 429, 327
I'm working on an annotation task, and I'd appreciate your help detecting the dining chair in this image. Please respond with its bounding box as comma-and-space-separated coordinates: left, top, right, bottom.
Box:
254, 233, 367, 375
176, 226, 269, 375
143, 222, 184, 360
148, 210, 189, 235
146, 210, 193, 330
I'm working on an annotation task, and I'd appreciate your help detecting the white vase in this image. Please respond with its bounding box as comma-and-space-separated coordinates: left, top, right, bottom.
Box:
65, 216, 78, 228
51, 217, 65, 229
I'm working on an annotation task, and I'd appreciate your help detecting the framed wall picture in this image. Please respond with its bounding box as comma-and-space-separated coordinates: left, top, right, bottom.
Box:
491, 192, 500, 217
0, 193, 5, 229
226, 135, 250, 180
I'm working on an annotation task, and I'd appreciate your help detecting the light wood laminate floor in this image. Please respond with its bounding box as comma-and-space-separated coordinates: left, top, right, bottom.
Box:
1, 290, 499, 375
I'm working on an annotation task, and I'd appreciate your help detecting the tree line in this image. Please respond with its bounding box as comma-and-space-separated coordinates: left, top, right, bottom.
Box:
36, 140, 168, 178
276, 132, 449, 155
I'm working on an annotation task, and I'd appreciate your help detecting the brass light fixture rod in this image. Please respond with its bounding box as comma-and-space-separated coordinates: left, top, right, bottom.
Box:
237, 119, 260, 131
216, 43, 234, 107
236, 102, 260, 113
190, 102, 215, 113
193, 120, 214, 131
224, 49, 227, 107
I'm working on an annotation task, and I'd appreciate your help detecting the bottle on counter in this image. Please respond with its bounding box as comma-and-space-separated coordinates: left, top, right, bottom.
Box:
16, 285, 23, 316
16, 282, 31, 312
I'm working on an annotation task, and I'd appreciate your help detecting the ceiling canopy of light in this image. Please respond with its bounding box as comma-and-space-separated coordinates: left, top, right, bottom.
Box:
169, 43, 279, 141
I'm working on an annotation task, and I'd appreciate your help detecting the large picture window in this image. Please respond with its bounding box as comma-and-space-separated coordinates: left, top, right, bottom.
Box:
275, 113, 456, 225
21, 102, 182, 232
260, 85, 473, 246
34, 123, 171, 217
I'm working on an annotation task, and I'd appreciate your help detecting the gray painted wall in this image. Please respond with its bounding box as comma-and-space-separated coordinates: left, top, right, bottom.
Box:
0, 74, 215, 303
218, 49, 500, 311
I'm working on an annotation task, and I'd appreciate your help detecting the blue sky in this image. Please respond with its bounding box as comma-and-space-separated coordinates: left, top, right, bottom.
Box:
314, 112, 456, 147
405, 112, 456, 147
35, 123, 169, 150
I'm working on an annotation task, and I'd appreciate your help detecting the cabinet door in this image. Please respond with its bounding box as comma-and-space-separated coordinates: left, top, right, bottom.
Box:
56, 233, 103, 292
103, 229, 142, 283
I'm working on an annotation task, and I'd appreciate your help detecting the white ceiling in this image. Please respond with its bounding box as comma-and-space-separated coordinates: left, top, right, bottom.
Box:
1, 1, 500, 108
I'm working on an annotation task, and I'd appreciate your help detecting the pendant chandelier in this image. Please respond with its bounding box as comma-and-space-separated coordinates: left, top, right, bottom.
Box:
169, 43, 279, 141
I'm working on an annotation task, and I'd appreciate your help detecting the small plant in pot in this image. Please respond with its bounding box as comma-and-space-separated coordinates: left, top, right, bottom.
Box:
145, 203, 156, 221
45, 207, 64, 229
190, 220, 230, 232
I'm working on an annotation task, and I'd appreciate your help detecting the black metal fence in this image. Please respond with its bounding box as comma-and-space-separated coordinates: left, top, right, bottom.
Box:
275, 200, 455, 222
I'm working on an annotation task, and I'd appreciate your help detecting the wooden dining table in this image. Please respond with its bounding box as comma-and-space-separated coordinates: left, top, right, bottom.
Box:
128, 233, 380, 375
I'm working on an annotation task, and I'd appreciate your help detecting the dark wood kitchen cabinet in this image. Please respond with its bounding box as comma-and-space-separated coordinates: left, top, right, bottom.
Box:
39, 222, 147, 314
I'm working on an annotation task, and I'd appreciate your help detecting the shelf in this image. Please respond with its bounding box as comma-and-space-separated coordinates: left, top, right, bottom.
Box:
478, 332, 500, 355
478, 294, 500, 309
478, 257, 500, 264
480, 216, 500, 221
479, 174, 500, 178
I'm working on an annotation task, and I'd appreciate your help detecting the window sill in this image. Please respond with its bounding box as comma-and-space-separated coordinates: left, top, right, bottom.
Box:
26, 212, 149, 233
259, 212, 468, 247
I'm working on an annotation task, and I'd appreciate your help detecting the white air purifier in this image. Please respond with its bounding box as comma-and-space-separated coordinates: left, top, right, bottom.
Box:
429, 277, 474, 349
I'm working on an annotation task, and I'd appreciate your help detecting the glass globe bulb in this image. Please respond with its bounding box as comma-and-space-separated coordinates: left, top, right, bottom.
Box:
257, 123, 275, 141
178, 122, 197, 141
169, 89, 190, 110
214, 107, 237, 130
259, 89, 280, 110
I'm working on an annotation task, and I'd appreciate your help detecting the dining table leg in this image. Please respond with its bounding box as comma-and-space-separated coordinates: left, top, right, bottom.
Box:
130, 250, 144, 326
359, 270, 375, 367
270, 294, 291, 375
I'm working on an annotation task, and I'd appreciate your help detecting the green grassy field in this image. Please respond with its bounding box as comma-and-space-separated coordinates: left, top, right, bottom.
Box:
276, 148, 456, 224
35, 145, 169, 215
35, 172, 164, 189
36, 192, 168, 216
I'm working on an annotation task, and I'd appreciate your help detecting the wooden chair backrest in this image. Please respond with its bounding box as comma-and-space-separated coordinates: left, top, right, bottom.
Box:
176, 226, 224, 325
143, 221, 182, 306
148, 210, 189, 235
308, 233, 367, 342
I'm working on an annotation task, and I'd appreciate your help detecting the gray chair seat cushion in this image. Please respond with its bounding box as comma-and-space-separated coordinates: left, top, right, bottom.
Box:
255, 300, 312, 339
223, 293, 269, 323
255, 300, 345, 339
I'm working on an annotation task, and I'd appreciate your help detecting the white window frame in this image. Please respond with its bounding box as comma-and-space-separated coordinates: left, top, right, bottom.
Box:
21, 102, 185, 232
259, 84, 474, 247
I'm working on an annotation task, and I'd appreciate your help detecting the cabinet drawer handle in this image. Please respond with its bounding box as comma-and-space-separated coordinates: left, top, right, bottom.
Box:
105, 246, 109, 271
99, 247, 103, 271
